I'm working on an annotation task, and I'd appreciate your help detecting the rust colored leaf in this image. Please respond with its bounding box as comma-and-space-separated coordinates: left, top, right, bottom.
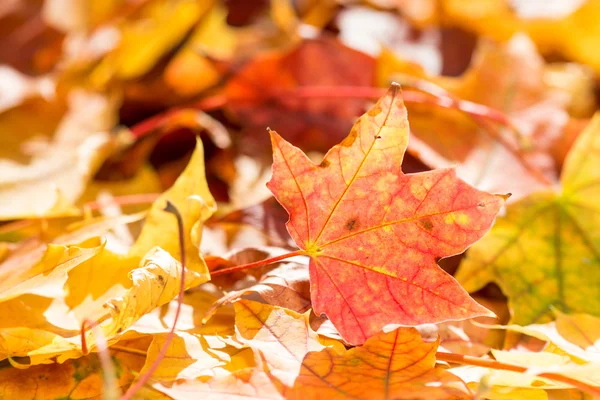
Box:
292, 327, 471, 400
225, 37, 375, 155
268, 84, 507, 345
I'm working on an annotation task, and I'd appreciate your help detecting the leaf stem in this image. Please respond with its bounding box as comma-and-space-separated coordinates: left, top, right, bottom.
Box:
80, 319, 100, 355
120, 200, 187, 400
436, 351, 600, 397
210, 249, 307, 276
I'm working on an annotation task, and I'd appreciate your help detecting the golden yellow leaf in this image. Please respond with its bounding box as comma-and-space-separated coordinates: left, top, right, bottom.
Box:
554, 311, 600, 356
138, 333, 255, 382
113, 288, 249, 385
417, 0, 600, 75
97, 247, 208, 339
492, 351, 600, 388
90, 0, 214, 85
164, 3, 237, 96
0, 238, 104, 302
0, 295, 82, 365
129, 137, 216, 272
1, 247, 207, 366
66, 136, 215, 314
0, 90, 120, 220
480, 309, 600, 364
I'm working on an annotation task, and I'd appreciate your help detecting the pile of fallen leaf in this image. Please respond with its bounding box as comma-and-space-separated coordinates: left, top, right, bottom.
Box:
1, 1, 599, 399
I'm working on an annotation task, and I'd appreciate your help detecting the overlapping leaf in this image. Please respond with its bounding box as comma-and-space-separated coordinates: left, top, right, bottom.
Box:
0, 138, 215, 365
0, 90, 119, 220
292, 328, 470, 400
378, 34, 590, 200
398, 0, 600, 75
456, 115, 600, 325
0, 248, 205, 365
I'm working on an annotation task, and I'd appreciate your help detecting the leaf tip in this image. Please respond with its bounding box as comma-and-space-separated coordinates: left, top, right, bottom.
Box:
268, 128, 280, 141
499, 193, 512, 201
388, 81, 402, 99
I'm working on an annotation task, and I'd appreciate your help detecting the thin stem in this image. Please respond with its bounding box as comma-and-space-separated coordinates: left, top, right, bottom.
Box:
436, 351, 600, 397
130, 95, 226, 139
210, 249, 307, 276
80, 319, 100, 355
120, 201, 187, 400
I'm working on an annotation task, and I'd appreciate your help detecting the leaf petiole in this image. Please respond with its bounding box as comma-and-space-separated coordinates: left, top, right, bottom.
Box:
210, 249, 307, 276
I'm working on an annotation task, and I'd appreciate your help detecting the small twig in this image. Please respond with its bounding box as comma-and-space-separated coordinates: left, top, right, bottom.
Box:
80, 319, 100, 355
436, 351, 600, 397
210, 249, 307, 276
120, 200, 187, 400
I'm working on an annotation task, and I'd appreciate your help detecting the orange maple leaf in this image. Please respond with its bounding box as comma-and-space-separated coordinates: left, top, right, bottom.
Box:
267, 83, 508, 345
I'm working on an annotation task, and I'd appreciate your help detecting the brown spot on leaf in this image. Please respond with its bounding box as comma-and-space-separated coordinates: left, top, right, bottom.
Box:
346, 218, 358, 231
340, 128, 358, 147
320, 159, 330, 168
419, 218, 434, 231
367, 104, 383, 117
157, 275, 165, 283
